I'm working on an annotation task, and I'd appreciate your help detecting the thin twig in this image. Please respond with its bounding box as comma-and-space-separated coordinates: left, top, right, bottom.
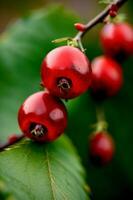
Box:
95, 105, 108, 132
0, 134, 24, 152
74, 0, 127, 42
96, 105, 106, 123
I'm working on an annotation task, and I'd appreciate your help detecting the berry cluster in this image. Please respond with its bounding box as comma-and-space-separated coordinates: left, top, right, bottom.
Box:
1, 0, 130, 168
89, 20, 133, 165
17, 10, 133, 166
18, 46, 91, 142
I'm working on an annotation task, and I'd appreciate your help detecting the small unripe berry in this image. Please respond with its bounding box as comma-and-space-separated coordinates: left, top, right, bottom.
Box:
74, 23, 86, 32
109, 10, 117, 18
89, 132, 115, 166
109, 4, 118, 18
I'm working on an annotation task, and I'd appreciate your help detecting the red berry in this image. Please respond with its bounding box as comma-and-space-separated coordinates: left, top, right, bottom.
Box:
18, 90, 67, 143
74, 23, 86, 32
91, 56, 123, 100
89, 132, 115, 166
41, 46, 91, 99
100, 23, 133, 59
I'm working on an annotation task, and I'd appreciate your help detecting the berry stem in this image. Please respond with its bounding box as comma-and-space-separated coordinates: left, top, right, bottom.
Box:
74, 0, 127, 42
95, 105, 108, 132
0, 134, 24, 152
96, 105, 105, 122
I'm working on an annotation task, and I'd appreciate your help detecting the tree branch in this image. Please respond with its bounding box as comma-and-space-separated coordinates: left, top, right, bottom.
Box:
74, 0, 128, 42
0, 134, 24, 152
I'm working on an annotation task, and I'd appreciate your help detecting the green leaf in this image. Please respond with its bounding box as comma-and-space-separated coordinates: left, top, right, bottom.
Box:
52, 37, 72, 43
0, 136, 89, 200
99, 0, 113, 5
0, 5, 89, 199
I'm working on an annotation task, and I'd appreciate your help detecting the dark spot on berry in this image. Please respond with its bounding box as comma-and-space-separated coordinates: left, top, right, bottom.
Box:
57, 77, 72, 92
29, 123, 48, 138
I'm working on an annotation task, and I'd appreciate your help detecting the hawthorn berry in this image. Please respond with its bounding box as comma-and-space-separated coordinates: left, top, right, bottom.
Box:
18, 90, 67, 142
41, 46, 91, 99
91, 56, 123, 100
89, 132, 115, 166
100, 23, 133, 59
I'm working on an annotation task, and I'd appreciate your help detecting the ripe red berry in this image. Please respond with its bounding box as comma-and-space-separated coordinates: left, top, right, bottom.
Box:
74, 23, 86, 32
91, 56, 123, 100
18, 90, 67, 143
89, 132, 115, 166
100, 23, 133, 59
41, 46, 91, 99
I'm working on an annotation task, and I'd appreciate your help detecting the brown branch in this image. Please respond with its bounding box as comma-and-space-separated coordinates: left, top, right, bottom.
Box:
74, 0, 128, 42
0, 134, 24, 152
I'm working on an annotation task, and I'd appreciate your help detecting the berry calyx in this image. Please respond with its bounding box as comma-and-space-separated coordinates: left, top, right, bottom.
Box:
18, 90, 67, 142
74, 23, 86, 32
100, 22, 133, 59
41, 46, 91, 99
89, 132, 115, 166
57, 77, 72, 92
30, 123, 48, 138
91, 56, 123, 100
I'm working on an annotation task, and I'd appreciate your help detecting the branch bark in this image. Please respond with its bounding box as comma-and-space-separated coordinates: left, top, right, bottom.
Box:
0, 134, 24, 152
74, 0, 128, 41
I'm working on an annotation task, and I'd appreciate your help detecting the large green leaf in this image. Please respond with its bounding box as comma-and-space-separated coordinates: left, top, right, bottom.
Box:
0, 6, 89, 200
0, 136, 89, 200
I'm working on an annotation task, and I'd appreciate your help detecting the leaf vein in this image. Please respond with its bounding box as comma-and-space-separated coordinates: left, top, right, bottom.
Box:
45, 149, 57, 200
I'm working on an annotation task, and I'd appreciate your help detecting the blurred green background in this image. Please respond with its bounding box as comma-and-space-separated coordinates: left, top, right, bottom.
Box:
0, 0, 104, 32
0, 0, 133, 200
0, 0, 132, 33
